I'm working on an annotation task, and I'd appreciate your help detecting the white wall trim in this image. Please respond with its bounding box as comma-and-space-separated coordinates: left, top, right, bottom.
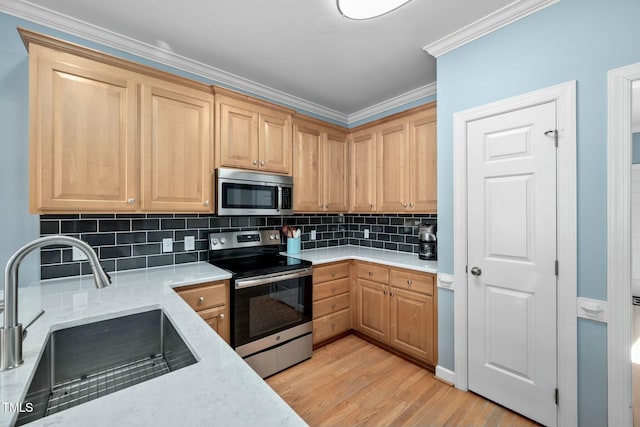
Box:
0, 0, 435, 126
437, 273, 454, 290
435, 365, 456, 385
423, 0, 559, 58
577, 297, 608, 323
607, 62, 640, 427
453, 81, 577, 427
348, 83, 437, 124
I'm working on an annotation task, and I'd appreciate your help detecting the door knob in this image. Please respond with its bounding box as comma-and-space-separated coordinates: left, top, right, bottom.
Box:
470, 267, 482, 276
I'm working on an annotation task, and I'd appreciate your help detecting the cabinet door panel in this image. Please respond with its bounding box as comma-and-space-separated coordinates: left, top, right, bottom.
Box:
293, 125, 322, 211
141, 81, 213, 212
389, 288, 434, 363
356, 279, 388, 342
218, 101, 259, 170
33, 50, 137, 212
199, 306, 229, 344
260, 113, 291, 174
377, 123, 409, 212
410, 117, 437, 213
350, 131, 377, 212
323, 133, 348, 212
313, 309, 350, 344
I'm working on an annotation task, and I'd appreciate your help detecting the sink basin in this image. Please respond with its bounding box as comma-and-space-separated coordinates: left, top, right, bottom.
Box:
16, 309, 197, 425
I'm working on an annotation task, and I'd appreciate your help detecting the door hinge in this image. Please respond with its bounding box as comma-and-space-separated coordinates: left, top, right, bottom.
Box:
465, 265, 468, 274
555, 388, 559, 405
555, 260, 559, 276
545, 129, 559, 147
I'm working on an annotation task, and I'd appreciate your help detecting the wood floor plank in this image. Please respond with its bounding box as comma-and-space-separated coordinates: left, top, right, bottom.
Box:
266, 335, 541, 427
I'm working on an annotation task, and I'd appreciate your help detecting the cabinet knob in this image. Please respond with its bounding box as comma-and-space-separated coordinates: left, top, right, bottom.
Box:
331, 287, 336, 293
403, 202, 408, 208
390, 292, 395, 297
368, 271, 373, 276
260, 161, 265, 166
383, 290, 388, 296
409, 202, 414, 208
203, 200, 209, 206
331, 271, 336, 277
127, 198, 135, 205
253, 160, 258, 165
219, 313, 225, 320
199, 296, 205, 303
407, 279, 412, 285
331, 323, 336, 330
331, 303, 336, 309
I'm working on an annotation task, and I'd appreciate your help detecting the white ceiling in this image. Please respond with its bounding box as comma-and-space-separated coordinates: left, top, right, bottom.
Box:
7, 0, 529, 120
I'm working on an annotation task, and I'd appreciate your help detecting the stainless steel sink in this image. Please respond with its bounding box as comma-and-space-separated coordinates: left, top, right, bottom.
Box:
16, 309, 197, 425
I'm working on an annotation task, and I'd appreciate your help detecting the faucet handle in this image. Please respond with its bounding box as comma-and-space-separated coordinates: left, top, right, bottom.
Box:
22, 309, 45, 340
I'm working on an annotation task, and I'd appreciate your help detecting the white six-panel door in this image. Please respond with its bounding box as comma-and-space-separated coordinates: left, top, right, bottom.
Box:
467, 101, 558, 427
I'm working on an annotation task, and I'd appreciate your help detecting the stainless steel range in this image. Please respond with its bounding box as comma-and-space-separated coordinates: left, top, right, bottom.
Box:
208, 230, 313, 378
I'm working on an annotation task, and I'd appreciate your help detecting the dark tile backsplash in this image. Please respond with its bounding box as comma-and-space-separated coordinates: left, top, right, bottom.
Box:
39, 213, 436, 280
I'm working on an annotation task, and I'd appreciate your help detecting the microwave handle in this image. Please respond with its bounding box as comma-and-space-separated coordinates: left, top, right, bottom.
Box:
277, 185, 282, 212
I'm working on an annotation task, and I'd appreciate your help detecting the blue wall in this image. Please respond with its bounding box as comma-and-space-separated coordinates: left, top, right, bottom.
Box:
436, 0, 640, 424
633, 133, 640, 164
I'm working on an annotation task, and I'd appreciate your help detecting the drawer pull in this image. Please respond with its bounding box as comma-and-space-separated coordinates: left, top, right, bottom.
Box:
331, 271, 336, 277
331, 323, 336, 330
331, 287, 336, 293
368, 271, 373, 276
331, 303, 336, 309
407, 279, 413, 286
199, 296, 205, 303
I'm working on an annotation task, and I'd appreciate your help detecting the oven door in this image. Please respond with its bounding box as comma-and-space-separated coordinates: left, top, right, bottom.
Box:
232, 268, 312, 349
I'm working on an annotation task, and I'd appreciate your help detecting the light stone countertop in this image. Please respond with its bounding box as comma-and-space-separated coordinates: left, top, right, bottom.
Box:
0, 262, 307, 427
283, 245, 438, 273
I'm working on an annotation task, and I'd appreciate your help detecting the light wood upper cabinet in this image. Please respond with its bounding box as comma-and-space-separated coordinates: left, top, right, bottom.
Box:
140, 78, 214, 212
215, 88, 293, 175
350, 129, 377, 212
409, 115, 437, 212
26, 32, 215, 214
29, 44, 139, 212
377, 121, 410, 212
293, 117, 348, 212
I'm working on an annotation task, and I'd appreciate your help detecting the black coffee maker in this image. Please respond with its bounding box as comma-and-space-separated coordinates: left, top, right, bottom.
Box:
418, 223, 437, 260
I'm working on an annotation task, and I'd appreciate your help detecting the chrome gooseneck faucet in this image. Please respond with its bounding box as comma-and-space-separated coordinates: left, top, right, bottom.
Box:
1, 235, 111, 371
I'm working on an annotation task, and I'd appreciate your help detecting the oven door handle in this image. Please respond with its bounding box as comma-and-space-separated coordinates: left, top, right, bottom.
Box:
235, 268, 313, 289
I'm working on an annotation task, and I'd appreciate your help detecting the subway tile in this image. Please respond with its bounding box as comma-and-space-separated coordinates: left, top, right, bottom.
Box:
266, 217, 282, 226
317, 241, 328, 248
133, 243, 161, 256
328, 240, 340, 247
231, 217, 249, 228
359, 240, 372, 247
390, 235, 404, 243
62, 249, 73, 263
187, 218, 209, 229
117, 232, 147, 244
406, 236, 419, 244
377, 217, 390, 225
195, 240, 208, 251
115, 214, 146, 219
384, 243, 398, 251
378, 234, 390, 242
390, 218, 404, 225
99, 220, 131, 232
40, 250, 61, 265
371, 241, 384, 249
210, 217, 230, 228
302, 242, 317, 250
117, 257, 147, 271
83, 259, 115, 274
398, 244, 414, 253
148, 254, 174, 268
61, 220, 97, 233
365, 217, 376, 224
175, 253, 199, 264
161, 219, 185, 230
100, 246, 132, 259
132, 219, 160, 231
147, 214, 174, 218
309, 217, 322, 225
173, 242, 185, 253
199, 252, 209, 261
349, 239, 358, 245
147, 231, 173, 242
41, 263, 80, 280
41, 214, 80, 220
250, 217, 265, 227
81, 214, 115, 219
175, 230, 198, 241
384, 226, 398, 234
82, 233, 116, 246
41, 221, 60, 235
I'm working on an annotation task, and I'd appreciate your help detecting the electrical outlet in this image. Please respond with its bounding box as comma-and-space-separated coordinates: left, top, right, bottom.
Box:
310, 230, 317, 240
184, 235, 195, 251
162, 238, 173, 253
72, 247, 88, 261
364, 229, 370, 239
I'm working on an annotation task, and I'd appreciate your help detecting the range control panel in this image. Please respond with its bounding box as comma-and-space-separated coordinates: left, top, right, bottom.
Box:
209, 230, 281, 250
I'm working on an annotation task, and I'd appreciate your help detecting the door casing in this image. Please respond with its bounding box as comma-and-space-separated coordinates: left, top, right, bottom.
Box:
452, 81, 577, 426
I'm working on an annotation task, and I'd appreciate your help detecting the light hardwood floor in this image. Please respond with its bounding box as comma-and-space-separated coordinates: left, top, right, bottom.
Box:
267, 335, 541, 427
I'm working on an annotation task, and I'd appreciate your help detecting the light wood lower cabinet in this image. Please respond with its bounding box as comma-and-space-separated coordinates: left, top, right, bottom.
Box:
353, 261, 437, 366
175, 280, 230, 344
312, 261, 351, 345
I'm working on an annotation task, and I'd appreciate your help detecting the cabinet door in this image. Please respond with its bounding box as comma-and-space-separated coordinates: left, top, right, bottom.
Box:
350, 130, 377, 212
293, 124, 322, 211
355, 279, 388, 342
199, 306, 229, 344
217, 98, 259, 170
259, 112, 291, 174
31, 46, 138, 212
377, 122, 410, 212
389, 287, 434, 363
409, 116, 437, 213
323, 132, 349, 212
141, 80, 213, 212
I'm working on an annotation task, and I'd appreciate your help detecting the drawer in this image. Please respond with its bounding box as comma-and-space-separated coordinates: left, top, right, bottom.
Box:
314, 277, 350, 301
313, 293, 350, 319
313, 309, 350, 344
356, 262, 389, 284
313, 262, 350, 283
390, 269, 434, 295
176, 281, 226, 311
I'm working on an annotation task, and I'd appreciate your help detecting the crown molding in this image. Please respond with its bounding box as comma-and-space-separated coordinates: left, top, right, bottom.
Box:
423, 0, 559, 58
347, 82, 436, 125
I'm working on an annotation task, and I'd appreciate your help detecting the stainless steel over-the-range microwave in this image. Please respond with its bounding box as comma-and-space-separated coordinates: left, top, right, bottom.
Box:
216, 168, 293, 216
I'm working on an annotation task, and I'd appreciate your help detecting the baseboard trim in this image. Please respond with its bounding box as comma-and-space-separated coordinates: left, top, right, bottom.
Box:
435, 365, 455, 385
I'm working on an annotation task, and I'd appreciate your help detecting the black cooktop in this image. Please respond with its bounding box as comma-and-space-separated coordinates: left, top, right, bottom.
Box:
210, 253, 311, 279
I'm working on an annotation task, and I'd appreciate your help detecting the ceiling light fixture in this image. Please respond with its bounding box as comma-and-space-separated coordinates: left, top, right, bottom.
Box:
337, 0, 412, 20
